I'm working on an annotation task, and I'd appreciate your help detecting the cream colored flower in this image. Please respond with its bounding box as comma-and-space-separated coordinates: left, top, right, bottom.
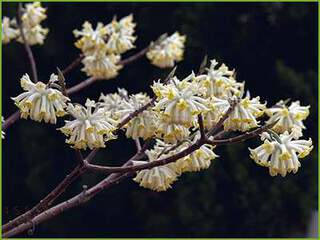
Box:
153, 75, 209, 126
133, 149, 179, 192
224, 96, 266, 132
117, 93, 157, 139
99, 88, 128, 118
21, 2, 47, 28
17, 25, 49, 46
156, 116, 190, 143
249, 131, 313, 177
201, 59, 244, 99
11, 74, 69, 124
2, 17, 19, 44
266, 100, 310, 135
105, 14, 136, 54
73, 21, 107, 55
81, 52, 122, 79
60, 99, 118, 150
147, 32, 186, 68
203, 96, 230, 129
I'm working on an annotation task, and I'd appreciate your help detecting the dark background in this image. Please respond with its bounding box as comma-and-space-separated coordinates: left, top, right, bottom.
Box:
2, 2, 318, 238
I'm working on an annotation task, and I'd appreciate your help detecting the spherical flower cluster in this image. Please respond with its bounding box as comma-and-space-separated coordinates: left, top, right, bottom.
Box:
147, 32, 186, 68
105, 14, 136, 54
133, 148, 179, 192
12, 74, 69, 124
266, 100, 310, 137
99, 88, 128, 118
17, 2, 49, 45
59, 99, 118, 150
74, 15, 136, 80
223, 95, 266, 132
200, 59, 244, 99
116, 93, 157, 140
249, 131, 313, 177
152, 74, 209, 127
2, 17, 19, 44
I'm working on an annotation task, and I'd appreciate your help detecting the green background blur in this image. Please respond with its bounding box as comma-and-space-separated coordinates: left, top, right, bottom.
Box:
2, 2, 318, 238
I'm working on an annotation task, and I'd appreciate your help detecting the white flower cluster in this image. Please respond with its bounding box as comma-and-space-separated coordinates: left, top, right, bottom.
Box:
249, 131, 313, 177
12, 74, 69, 124
59, 99, 118, 150
73, 15, 136, 80
147, 32, 186, 68
2, 2, 48, 45
133, 135, 218, 192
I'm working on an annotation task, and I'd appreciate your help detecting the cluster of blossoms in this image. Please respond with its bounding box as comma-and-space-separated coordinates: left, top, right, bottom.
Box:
147, 32, 186, 68
3, 3, 313, 194
73, 15, 137, 79
2, 2, 48, 45
12, 74, 69, 124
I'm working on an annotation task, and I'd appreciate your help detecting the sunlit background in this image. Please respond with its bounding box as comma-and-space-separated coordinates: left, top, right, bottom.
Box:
2, 2, 318, 237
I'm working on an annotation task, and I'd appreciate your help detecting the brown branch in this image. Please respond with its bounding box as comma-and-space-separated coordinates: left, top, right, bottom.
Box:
118, 46, 150, 66
197, 114, 206, 141
17, 4, 38, 83
2, 111, 20, 131
61, 54, 84, 75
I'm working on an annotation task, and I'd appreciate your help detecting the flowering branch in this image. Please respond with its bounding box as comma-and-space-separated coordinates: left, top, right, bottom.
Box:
17, 4, 38, 83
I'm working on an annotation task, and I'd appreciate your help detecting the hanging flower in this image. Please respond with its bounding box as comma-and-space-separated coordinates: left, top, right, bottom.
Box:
147, 32, 186, 68
152, 75, 209, 126
156, 116, 190, 143
2, 17, 19, 44
249, 131, 313, 177
73, 21, 107, 55
11, 74, 69, 124
105, 14, 136, 54
203, 96, 230, 130
99, 88, 128, 118
17, 25, 49, 46
224, 96, 266, 132
117, 93, 157, 139
200, 59, 244, 99
81, 51, 122, 79
59, 99, 118, 150
133, 149, 179, 192
266, 100, 310, 135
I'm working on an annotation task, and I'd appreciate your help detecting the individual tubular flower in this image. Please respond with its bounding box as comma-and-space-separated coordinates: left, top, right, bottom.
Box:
105, 14, 136, 54
224, 96, 266, 132
249, 131, 313, 177
99, 88, 128, 118
266, 100, 310, 135
73, 21, 107, 55
117, 93, 157, 139
11, 74, 69, 124
133, 149, 179, 192
81, 51, 122, 79
59, 99, 118, 150
147, 32, 186, 68
152, 75, 209, 126
201, 59, 244, 99
16, 2, 49, 46
2, 17, 19, 44
21, 2, 47, 27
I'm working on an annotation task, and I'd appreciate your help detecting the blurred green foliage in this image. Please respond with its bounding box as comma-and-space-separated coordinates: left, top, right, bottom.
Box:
2, 2, 317, 237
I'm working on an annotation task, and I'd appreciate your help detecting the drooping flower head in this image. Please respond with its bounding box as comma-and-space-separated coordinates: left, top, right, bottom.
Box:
12, 74, 69, 124
152, 73, 209, 127
73, 21, 107, 55
147, 32, 186, 68
2, 17, 19, 44
266, 100, 310, 136
99, 88, 128, 118
249, 131, 313, 177
59, 99, 118, 150
105, 14, 136, 54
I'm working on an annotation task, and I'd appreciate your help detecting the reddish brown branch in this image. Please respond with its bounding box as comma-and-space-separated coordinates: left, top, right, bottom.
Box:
17, 4, 38, 83
118, 46, 150, 66
61, 54, 84, 75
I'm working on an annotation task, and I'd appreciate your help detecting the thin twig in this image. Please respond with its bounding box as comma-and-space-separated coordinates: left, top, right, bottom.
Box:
61, 54, 84, 75
17, 3, 38, 83
197, 114, 206, 141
